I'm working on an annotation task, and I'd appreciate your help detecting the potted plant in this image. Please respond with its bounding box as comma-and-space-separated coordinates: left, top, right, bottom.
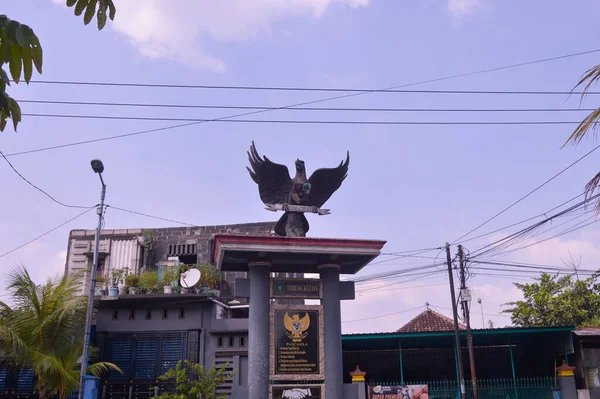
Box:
199, 263, 222, 296
95, 275, 106, 296
177, 264, 191, 294
109, 268, 124, 297
162, 268, 178, 294
118, 267, 130, 295
125, 273, 140, 295
140, 271, 159, 294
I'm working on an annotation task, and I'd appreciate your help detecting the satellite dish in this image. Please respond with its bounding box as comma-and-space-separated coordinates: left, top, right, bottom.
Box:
180, 269, 201, 288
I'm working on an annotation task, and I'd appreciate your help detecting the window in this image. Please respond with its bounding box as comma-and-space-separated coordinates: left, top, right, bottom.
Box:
178, 308, 185, 319
217, 337, 223, 348
145, 309, 152, 320
129, 310, 135, 320
162, 309, 168, 320
239, 336, 245, 347
112, 310, 118, 320
228, 337, 235, 347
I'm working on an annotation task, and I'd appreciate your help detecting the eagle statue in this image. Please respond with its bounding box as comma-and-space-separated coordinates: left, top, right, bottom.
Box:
284, 312, 311, 342
247, 142, 350, 237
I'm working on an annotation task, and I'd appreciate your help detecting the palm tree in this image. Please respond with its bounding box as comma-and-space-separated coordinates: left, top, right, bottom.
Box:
566, 64, 600, 210
0, 266, 120, 399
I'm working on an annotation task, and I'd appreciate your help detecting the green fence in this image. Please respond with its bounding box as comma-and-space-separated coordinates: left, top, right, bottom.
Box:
368, 377, 556, 399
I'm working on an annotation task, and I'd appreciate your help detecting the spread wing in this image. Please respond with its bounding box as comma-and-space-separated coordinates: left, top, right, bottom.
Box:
247, 141, 293, 204
307, 151, 350, 208
284, 312, 294, 332
299, 313, 310, 332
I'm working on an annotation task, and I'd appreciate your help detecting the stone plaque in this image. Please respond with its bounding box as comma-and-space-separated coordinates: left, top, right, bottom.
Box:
271, 278, 322, 299
270, 384, 324, 399
270, 304, 324, 381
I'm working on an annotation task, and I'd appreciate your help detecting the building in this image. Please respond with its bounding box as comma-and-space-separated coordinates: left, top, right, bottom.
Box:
65, 222, 276, 296
343, 308, 575, 398
573, 327, 600, 399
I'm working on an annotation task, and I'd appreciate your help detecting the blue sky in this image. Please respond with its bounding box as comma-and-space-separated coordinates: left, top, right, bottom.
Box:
2, 0, 600, 333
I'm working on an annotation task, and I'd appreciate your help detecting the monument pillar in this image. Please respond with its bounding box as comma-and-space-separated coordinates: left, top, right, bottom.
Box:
320, 263, 343, 399
248, 260, 271, 399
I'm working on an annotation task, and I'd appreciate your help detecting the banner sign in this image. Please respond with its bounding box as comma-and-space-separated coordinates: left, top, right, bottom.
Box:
368, 385, 429, 399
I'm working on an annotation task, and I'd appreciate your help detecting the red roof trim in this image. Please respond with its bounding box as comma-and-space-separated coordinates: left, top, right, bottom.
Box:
213, 234, 386, 261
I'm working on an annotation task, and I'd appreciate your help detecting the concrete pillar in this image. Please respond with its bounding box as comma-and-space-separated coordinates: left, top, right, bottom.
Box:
350, 365, 367, 399
320, 263, 343, 399
558, 361, 578, 399
248, 260, 271, 399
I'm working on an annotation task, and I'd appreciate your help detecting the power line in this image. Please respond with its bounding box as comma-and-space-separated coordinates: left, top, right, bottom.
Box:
460, 193, 586, 244
106, 205, 196, 227
468, 194, 600, 259
470, 260, 598, 273
0, 207, 95, 258
15, 99, 600, 112
0, 149, 92, 209
18, 113, 600, 125
342, 305, 425, 323
4, 48, 598, 159
452, 144, 600, 244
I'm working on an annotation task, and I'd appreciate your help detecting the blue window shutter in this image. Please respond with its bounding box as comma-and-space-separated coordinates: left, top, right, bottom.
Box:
0, 368, 6, 393
134, 335, 158, 379
110, 335, 133, 378
159, 332, 187, 375
16, 369, 34, 394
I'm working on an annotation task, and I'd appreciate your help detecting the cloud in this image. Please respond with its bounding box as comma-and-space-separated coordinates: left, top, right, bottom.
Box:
106, 0, 369, 72
447, 0, 489, 23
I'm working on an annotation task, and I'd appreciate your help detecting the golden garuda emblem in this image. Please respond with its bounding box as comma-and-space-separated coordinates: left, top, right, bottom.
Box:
284, 312, 310, 342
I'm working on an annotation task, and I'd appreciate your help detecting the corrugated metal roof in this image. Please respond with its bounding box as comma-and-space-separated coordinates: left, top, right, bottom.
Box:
109, 239, 140, 274
573, 328, 600, 336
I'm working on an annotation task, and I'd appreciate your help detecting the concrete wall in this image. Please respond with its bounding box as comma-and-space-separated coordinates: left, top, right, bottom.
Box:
583, 347, 600, 399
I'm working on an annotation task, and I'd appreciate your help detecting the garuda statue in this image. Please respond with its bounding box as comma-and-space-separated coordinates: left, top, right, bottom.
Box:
247, 142, 349, 237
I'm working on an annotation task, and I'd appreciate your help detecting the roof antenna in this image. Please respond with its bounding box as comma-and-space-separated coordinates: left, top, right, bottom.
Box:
425, 301, 431, 311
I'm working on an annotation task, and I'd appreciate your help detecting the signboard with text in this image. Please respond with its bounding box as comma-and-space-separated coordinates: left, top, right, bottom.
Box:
270, 304, 324, 381
271, 278, 322, 299
270, 384, 324, 399
368, 384, 429, 399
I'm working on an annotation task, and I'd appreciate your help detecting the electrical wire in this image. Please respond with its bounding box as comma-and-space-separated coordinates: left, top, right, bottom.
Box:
16, 99, 600, 112
342, 305, 425, 323
106, 205, 197, 227
470, 260, 597, 273
18, 113, 600, 125
452, 145, 600, 245
0, 207, 96, 258
4, 48, 597, 159
0, 148, 92, 209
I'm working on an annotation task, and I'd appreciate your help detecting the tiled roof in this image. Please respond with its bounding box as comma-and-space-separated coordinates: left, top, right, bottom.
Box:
396, 309, 466, 333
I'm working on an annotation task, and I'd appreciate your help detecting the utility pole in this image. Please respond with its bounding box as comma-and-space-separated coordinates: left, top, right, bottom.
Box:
458, 245, 478, 399
445, 243, 466, 399
79, 160, 106, 399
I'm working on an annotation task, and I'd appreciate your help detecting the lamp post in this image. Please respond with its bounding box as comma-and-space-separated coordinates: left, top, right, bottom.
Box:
477, 297, 484, 328
79, 159, 106, 399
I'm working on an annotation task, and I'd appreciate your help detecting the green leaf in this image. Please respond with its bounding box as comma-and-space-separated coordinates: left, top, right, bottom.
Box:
32, 45, 42, 74
11, 98, 21, 131
66, 0, 78, 6
108, 1, 116, 20
97, 0, 107, 30
21, 47, 32, 84
74, 0, 90, 16
15, 25, 30, 47
3, 20, 20, 45
84, 0, 98, 25
0, 115, 7, 132
9, 45, 22, 83
0, 67, 10, 87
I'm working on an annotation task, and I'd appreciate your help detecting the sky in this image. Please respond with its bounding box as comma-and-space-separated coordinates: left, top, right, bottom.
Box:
2, 0, 600, 334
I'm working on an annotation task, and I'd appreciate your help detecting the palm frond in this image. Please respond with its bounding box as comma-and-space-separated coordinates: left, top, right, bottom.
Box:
88, 361, 123, 377
584, 171, 600, 215
575, 64, 600, 96
564, 108, 600, 146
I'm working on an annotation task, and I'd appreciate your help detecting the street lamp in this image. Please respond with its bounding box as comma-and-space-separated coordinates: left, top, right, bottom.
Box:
79, 159, 106, 399
477, 297, 484, 329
